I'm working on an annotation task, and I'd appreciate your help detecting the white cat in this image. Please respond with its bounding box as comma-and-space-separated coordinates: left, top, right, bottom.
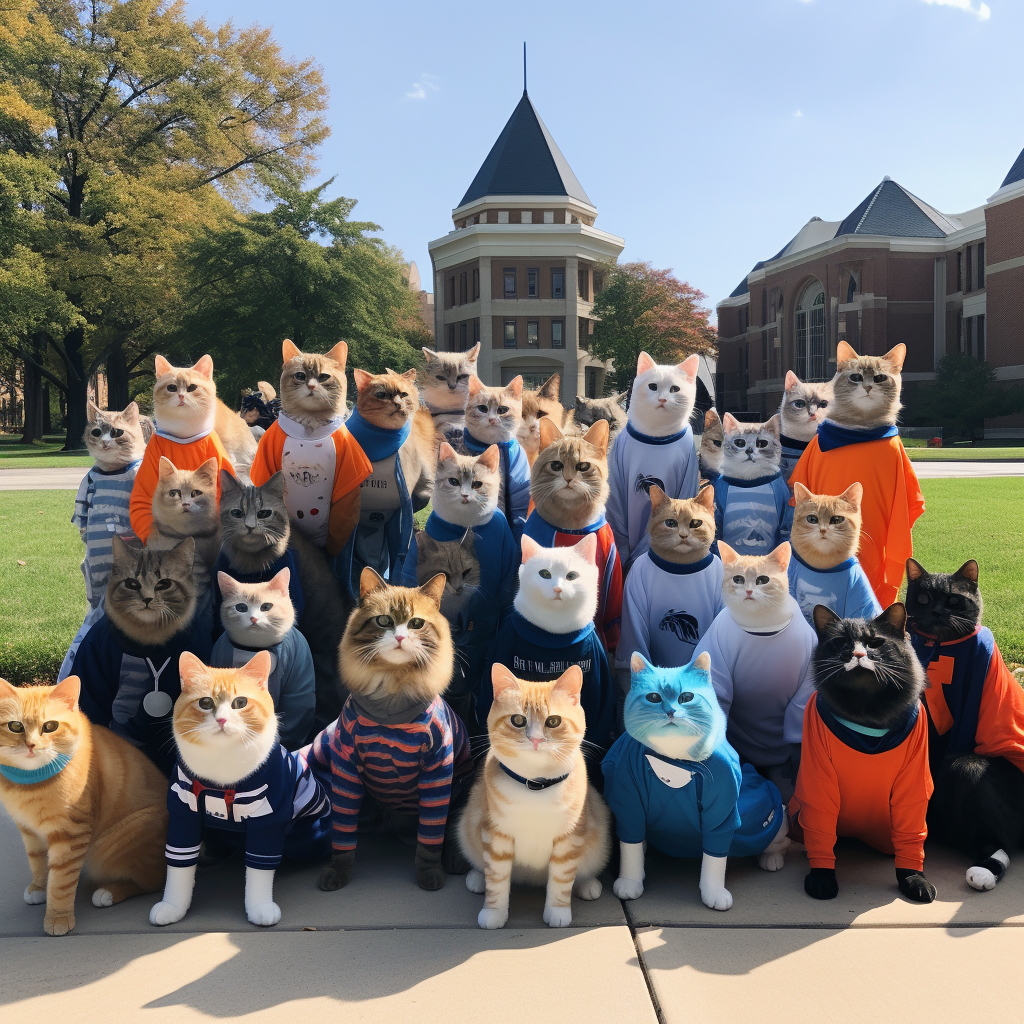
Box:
627, 351, 699, 437
515, 534, 599, 635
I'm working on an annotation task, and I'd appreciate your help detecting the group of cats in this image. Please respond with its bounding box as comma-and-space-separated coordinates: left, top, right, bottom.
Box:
2, 336, 1022, 938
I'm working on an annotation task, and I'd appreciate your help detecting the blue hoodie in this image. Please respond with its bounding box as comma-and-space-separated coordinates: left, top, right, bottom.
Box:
463, 432, 530, 543
788, 552, 881, 626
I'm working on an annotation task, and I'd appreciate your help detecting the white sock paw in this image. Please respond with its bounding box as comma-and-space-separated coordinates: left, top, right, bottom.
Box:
613, 877, 645, 900
758, 850, 787, 872
574, 876, 603, 901
701, 885, 733, 911
477, 907, 508, 930
150, 900, 188, 926
966, 866, 997, 891
246, 901, 281, 927
24, 887, 46, 906
465, 869, 486, 894
92, 888, 114, 908
543, 904, 573, 928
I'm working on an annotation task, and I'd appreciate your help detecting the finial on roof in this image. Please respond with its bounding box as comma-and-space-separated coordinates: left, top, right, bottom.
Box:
883, 175, 891, 181
523, 42, 527, 94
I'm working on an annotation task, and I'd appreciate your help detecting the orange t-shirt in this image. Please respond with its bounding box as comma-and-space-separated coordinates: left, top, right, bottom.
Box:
788, 435, 924, 608
790, 692, 932, 871
129, 431, 235, 543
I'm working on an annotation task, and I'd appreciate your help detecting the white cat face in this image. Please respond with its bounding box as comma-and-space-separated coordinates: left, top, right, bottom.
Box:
217, 569, 294, 647
628, 352, 698, 437
514, 534, 599, 634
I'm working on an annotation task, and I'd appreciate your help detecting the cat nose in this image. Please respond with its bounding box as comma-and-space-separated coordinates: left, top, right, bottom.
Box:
553, 586, 563, 595
142, 596, 152, 605
216, 716, 227, 728
307, 381, 317, 390
250, 616, 259, 625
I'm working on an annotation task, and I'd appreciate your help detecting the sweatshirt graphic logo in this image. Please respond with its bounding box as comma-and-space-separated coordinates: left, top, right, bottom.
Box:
659, 609, 700, 643
634, 473, 665, 495
795, 577, 837, 618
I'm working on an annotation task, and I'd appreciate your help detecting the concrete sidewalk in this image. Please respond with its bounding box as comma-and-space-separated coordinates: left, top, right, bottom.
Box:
2, 812, 1023, 1022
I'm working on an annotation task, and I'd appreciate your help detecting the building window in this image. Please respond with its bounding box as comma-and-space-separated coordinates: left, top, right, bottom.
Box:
448, 325, 455, 350
497, 210, 509, 224
795, 281, 826, 380
459, 272, 468, 305
578, 317, 592, 349
578, 265, 589, 301
449, 276, 456, 308
761, 333, 769, 379
473, 318, 480, 344
846, 273, 857, 304
477, 212, 487, 225
503, 320, 517, 348
966, 245, 973, 293
528, 268, 539, 297
552, 270, 565, 299
472, 268, 480, 300
521, 210, 532, 224
503, 268, 516, 298
957, 311, 964, 351
761, 289, 768, 326
977, 314, 986, 360
956, 251, 963, 293
459, 322, 468, 350
543, 210, 554, 224
526, 320, 539, 347
551, 319, 564, 348
977, 242, 985, 288
585, 367, 599, 399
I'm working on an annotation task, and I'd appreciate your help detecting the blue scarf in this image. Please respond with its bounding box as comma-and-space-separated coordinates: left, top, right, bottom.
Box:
816, 694, 919, 754
626, 423, 691, 446
817, 420, 899, 453
0, 753, 72, 785
511, 610, 596, 648
526, 511, 607, 541
649, 551, 715, 576
345, 408, 411, 461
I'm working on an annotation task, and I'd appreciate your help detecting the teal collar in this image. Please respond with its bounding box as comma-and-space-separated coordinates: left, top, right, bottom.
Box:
0, 753, 73, 785
832, 713, 890, 738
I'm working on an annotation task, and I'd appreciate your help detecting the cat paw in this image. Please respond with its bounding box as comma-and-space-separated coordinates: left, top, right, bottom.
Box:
318, 851, 354, 892
23, 887, 46, 906
613, 877, 645, 901
246, 901, 282, 927
700, 886, 733, 912
897, 872, 936, 904
465, 869, 486, 894
967, 866, 998, 891
92, 888, 114, 908
415, 842, 445, 891
477, 907, 508, 930
543, 904, 573, 928
804, 868, 839, 901
43, 911, 74, 936
149, 901, 188, 926
758, 850, 786, 872
574, 877, 603, 901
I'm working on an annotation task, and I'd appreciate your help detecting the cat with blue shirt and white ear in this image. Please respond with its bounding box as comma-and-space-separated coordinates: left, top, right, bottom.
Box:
602, 653, 790, 911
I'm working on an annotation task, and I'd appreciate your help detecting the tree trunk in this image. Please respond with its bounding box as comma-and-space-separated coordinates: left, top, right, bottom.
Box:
42, 383, 52, 434
63, 326, 88, 451
106, 343, 130, 410
19, 336, 46, 443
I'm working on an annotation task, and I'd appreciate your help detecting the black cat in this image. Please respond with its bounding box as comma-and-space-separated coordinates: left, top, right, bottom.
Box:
906, 558, 1024, 891
797, 603, 936, 904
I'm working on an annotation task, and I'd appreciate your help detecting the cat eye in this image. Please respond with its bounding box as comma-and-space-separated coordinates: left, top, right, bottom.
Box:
471, 481, 483, 489
712, 439, 722, 447
155, 579, 173, 590
539, 569, 552, 579
537, 410, 548, 418
664, 518, 678, 528
669, 385, 680, 393
476, 405, 488, 413
234, 603, 248, 612
688, 519, 702, 529
755, 439, 768, 448
734, 438, 746, 448
829, 516, 845, 525
169, 489, 181, 498
42, 720, 59, 733
497, 405, 509, 414
7, 721, 24, 733
375, 615, 395, 628
166, 384, 177, 392
230, 508, 244, 518
190, 489, 202, 498
866, 637, 885, 649
576, 463, 590, 472
648, 383, 658, 391
91, 428, 102, 436
873, 374, 887, 384
259, 603, 273, 612
645, 693, 662, 703
294, 371, 307, 381
457, 373, 469, 380
818, 400, 828, 408
732, 575, 745, 584
110, 428, 123, 438
849, 373, 863, 383
408, 617, 425, 629
948, 596, 962, 607
806, 514, 819, 524
448, 477, 460, 486
510, 714, 527, 728
435, 374, 446, 381
256, 509, 273, 519
186, 384, 197, 392
678, 692, 694, 703
462, 569, 472, 579
791, 400, 806, 409
550, 461, 564, 472
197, 697, 215, 710
375, 391, 386, 400
231, 697, 248, 709
545, 716, 562, 728
565, 571, 580, 581
123, 578, 141, 590
317, 374, 331, 383
755, 575, 770, 585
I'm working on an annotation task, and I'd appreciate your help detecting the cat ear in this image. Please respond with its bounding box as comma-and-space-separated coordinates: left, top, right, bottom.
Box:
491, 663, 520, 701
722, 412, 740, 431
110, 533, 132, 569
466, 342, 480, 362
264, 471, 287, 500
241, 650, 272, 690
421, 347, 438, 361
677, 354, 699, 382
87, 400, 101, 423
572, 532, 598, 566
217, 571, 238, 598
836, 341, 858, 365
812, 604, 842, 636
220, 469, 242, 501
122, 401, 140, 425
704, 408, 721, 429
793, 481, 812, 503
574, 396, 585, 409
359, 566, 388, 600
418, 572, 447, 607
165, 536, 196, 572
154, 355, 172, 377
882, 343, 906, 373
876, 602, 907, 634
839, 481, 863, 507
268, 567, 290, 595
505, 375, 523, 400
192, 355, 214, 379
0, 677, 17, 701
629, 651, 654, 678
158, 456, 177, 480
614, 392, 628, 408
763, 414, 781, 439
552, 665, 583, 704
401, 368, 418, 382
784, 370, 800, 390
716, 540, 739, 565
477, 444, 500, 473
538, 373, 560, 400
767, 542, 791, 572
636, 351, 656, 375
538, 415, 563, 450
178, 651, 209, 692
326, 341, 348, 369
693, 651, 711, 673
467, 375, 484, 397
521, 534, 543, 562
257, 381, 277, 401
49, 676, 80, 711
437, 442, 456, 463
695, 484, 715, 513
352, 368, 373, 393
905, 557, 926, 582
954, 559, 979, 585
282, 339, 302, 363
648, 483, 667, 510
194, 457, 218, 487
583, 418, 609, 455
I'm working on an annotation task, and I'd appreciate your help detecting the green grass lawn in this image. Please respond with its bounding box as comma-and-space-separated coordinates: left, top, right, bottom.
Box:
906, 447, 1024, 462
1, 480, 1021, 684
0, 434, 90, 470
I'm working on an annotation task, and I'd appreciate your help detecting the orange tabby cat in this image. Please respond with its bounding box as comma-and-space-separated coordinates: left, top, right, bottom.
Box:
0, 676, 168, 936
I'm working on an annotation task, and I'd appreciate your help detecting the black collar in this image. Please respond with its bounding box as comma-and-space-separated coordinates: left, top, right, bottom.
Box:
497, 761, 571, 791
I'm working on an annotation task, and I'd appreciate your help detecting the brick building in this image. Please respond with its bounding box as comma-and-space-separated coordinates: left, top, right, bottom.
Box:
716, 152, 1024, 435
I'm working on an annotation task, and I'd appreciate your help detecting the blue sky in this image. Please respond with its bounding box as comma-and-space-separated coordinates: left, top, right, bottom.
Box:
187, 0, 1018, 319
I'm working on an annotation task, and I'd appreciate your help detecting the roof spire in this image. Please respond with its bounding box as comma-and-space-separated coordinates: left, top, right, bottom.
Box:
523, 42, 527, 94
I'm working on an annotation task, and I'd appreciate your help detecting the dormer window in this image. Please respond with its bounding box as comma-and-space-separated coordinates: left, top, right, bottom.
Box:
498, 211, 509, 224
521, 211, 532, 224
544, 211, 554, 224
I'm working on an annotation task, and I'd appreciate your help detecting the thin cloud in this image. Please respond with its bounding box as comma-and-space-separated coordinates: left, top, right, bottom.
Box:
406, 73, 440, 100
794, 109, 804, 118
920, 0, 991, 20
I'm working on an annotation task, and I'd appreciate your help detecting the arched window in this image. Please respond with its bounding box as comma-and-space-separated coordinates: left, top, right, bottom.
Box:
795, 282, 826, 380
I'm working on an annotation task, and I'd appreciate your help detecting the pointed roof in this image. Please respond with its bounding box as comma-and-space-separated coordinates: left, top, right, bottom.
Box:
1000, 146, 1024, 189
458, 92, 593, 208
835, 178, 955, 238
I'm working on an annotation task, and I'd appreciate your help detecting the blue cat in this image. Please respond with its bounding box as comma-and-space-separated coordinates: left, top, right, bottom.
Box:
601, 652, 790, 911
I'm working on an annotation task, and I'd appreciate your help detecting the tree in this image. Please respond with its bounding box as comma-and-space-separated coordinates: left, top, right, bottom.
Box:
0, 0, 329, 447
590, 262, 717, 395
179, 178, 429, 403
912, 353, 1024, 438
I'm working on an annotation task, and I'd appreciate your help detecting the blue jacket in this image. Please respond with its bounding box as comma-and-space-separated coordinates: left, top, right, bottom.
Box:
713, 471, 793, 554
788, 552, 881, 625
479, 612, 616, 749
463, 432, 530, 543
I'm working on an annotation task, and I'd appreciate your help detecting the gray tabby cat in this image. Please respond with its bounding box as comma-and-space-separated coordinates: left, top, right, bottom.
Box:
218, 471, 349, 730
419, 343, 480, 443
84, 400, 148, 470
415, 529, 481, 620
720, 413, 783, 481
571, 393, 627, 443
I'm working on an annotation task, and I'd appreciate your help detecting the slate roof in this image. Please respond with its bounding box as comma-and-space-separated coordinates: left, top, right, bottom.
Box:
458, 92, 593, 208
1000, 146, 1024, 189
835, 179, 955, 238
